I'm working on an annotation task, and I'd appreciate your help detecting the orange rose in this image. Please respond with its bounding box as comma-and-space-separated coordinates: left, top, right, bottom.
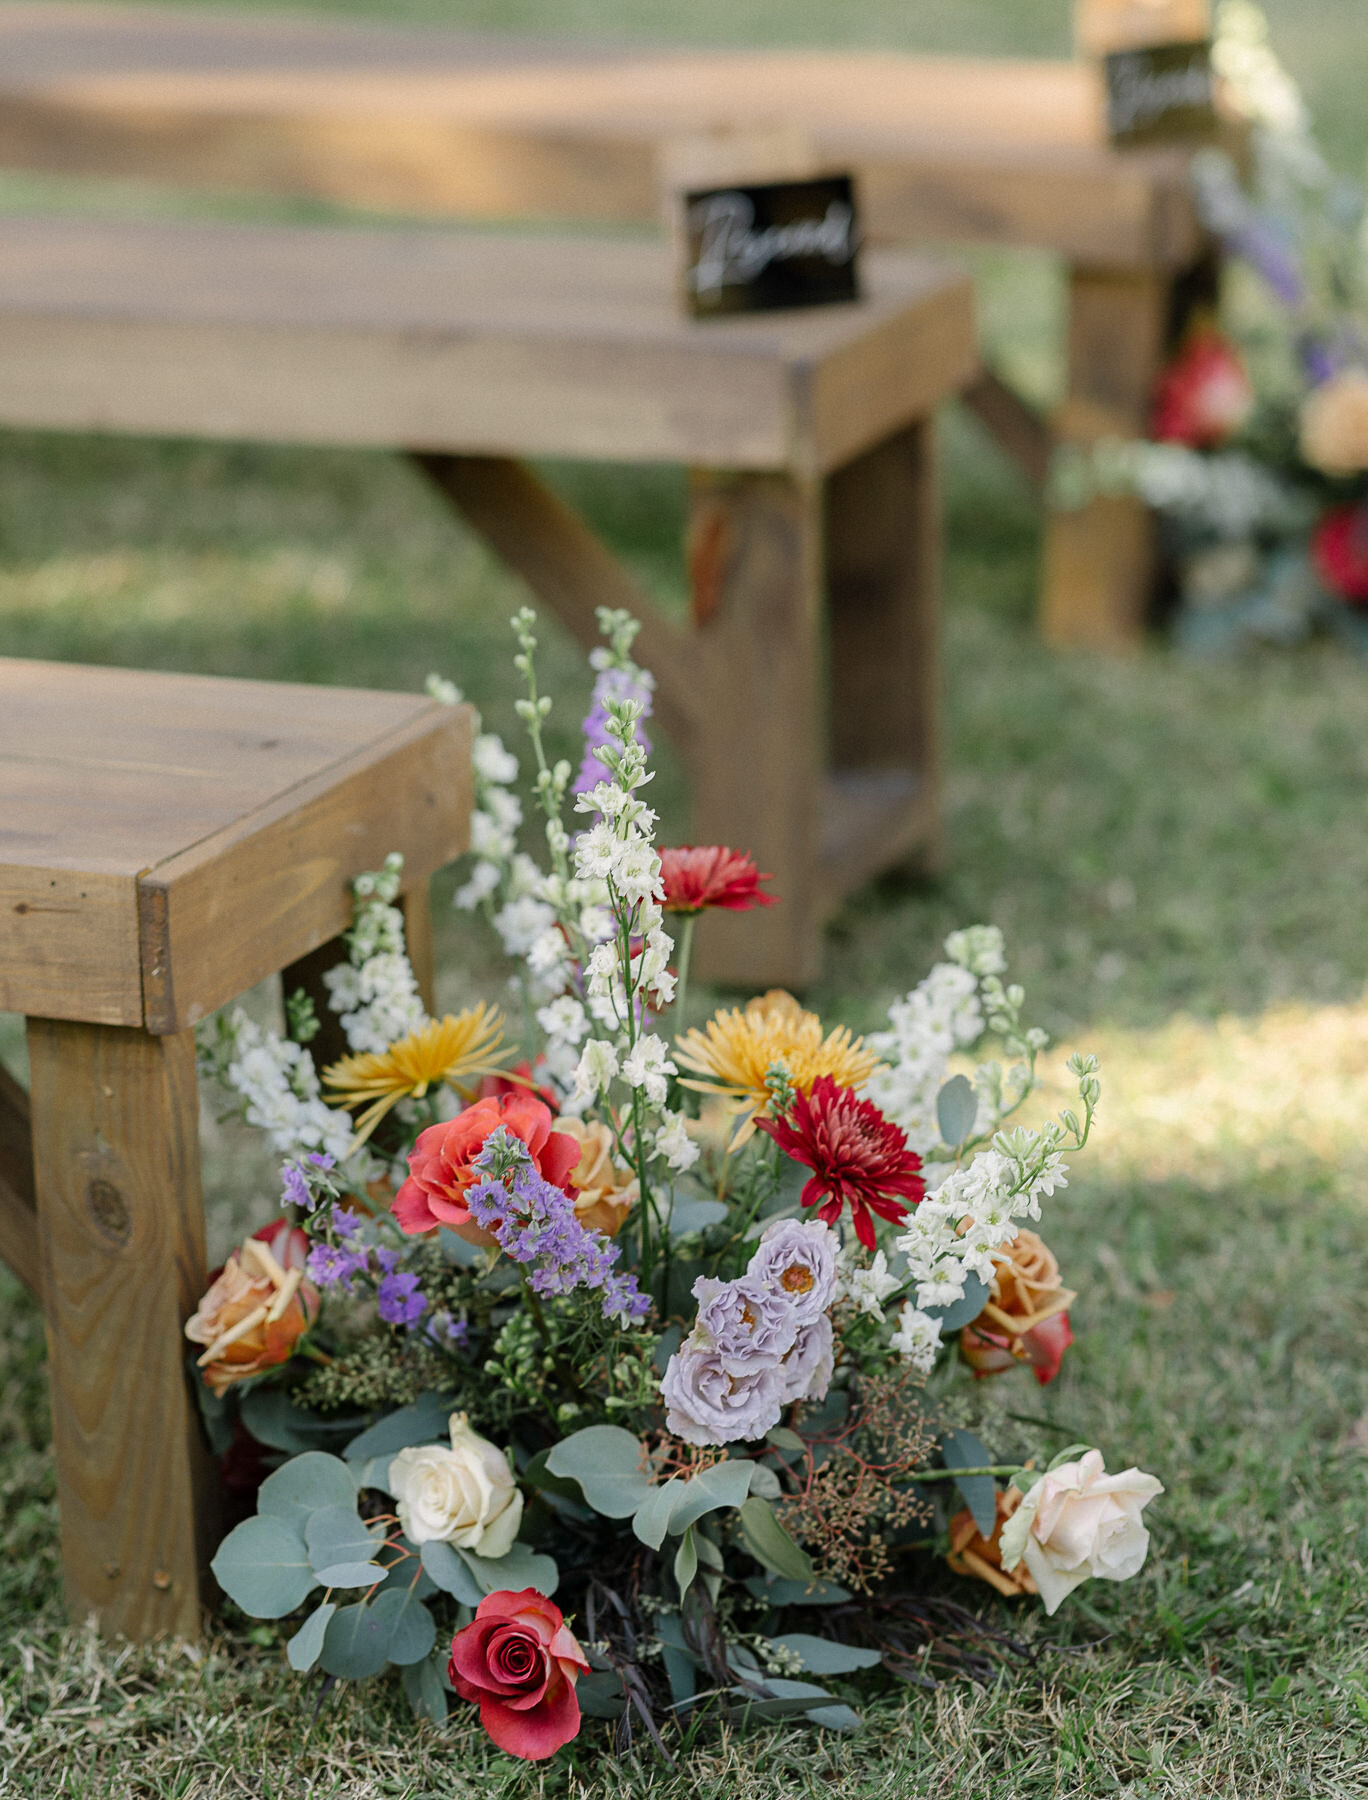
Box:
552, 1116, 639, 1238
947, 1487, 1038, 1599
960, 1229, 1076, 1386
185, 1220, 318, 1396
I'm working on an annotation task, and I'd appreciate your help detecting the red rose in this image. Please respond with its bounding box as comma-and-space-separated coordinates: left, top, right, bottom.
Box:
1312, 501, 1368, 604
449, 1588, 589, 1761
1151, 329, 1253, 450
391, 1094, 579, 1242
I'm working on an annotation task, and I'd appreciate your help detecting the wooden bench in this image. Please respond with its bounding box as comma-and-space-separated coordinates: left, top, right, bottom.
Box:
0, 657, 471, 1638
0, 2, 1224, 646
0, 213, 976, 986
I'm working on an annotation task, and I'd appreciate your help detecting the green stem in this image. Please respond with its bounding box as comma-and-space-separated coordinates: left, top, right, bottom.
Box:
908, 1465, 1022, 1483
673, 914, 697, 1029
518, 1271, 581, 1398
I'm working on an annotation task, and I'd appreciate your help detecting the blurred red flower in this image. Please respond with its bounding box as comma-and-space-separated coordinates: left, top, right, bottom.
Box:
1312, 501, 1368, 604
659, 846, 777, 915
1151, 329, 1253, 449
756, 1075, 924, 1251
961, 1310, 1074, 1386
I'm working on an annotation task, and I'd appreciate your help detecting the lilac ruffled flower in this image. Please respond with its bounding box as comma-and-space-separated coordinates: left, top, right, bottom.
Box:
778, 1314, 834, 1405
573, 665, 653, 795
378, 1269, 427, 1328
746, 1219, 838, 1327
692, 1275, 798, 1373
660, 1341, 786, 1446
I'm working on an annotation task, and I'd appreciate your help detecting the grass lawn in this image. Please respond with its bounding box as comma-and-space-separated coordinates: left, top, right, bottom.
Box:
2, 2, 1367, 1794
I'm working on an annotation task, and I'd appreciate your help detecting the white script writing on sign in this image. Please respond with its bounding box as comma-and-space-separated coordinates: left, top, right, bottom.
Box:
687, 192, 857, 300
1107, 53, 1213, 137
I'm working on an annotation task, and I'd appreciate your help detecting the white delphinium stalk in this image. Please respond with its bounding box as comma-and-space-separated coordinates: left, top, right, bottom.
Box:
889, 1304, 943, 1375
218, 1011, 354, 1163
320, 854, 427, 1054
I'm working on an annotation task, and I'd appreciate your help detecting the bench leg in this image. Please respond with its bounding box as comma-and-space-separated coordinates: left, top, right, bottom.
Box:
26, 1017, 216, 1640
686, 468, 823, 989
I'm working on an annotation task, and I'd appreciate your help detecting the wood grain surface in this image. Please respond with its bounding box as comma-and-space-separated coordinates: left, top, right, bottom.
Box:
0, 1061, 39, 1298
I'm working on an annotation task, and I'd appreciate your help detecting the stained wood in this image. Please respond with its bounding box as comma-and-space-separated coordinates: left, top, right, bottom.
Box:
0, 215, 969, 477
0, 866, 143, 1027
0, 5, 1208, 268
818, 771, 940, 907
0, 1061, 40, 1297
27, 1016, 216, 1640
962, 371, 1052, 491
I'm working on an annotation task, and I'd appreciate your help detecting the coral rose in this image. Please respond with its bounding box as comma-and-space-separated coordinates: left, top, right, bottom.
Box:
947, 1487, 1038, 1599
184, 1220, 318, 1396
1000, 1450, 1164, 1615
390, 1413, 523, 1555
551, 1115, 638, 1237
960, 1229, 1076, 1386
1299, 366, 1368, 477
449, 1588, 589, 1760
1150, 328, 1253, 449
391, 1094, 579, 1243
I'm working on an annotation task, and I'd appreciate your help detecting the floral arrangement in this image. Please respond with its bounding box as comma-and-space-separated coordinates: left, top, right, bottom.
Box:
195, 608, 1160, 1761
1050, 0, 1368, 653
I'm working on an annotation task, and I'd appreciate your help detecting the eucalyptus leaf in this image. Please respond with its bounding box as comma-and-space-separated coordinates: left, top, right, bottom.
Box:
941, 1428, 998, 1537
575, 1670, 628, 1720
320, 1601, 392, 1680
674, 1526, 698, 1598
667, 1195, 729, 1237
804, 1702, 863, 1732
668, 1460, 754, 1535
313, 1561, 386, 1589
257, 1452, 357, 1527
371, 1588, 437, 1666
402, 1653, 449, 1723
286, 1601, 335, 1673
419, 1539, 484, 1605
349, 1453, 396, 1496
729, 1676, 835, 1720
343, 1395, 454, 1465
766, 1427, 806, 1453
438, 1227, 485, 1267
924, 1271, 990, 1333
936, 1074, 978, 1147
748, 1464, 782, 1500
632, 1477, 684, 1551
736, 1497, 814, 1581
378, 1539, 436, 1601
768, 1634, 882, 1675
545, 1426, 653, 1518
651, 1325, 683, 1375
241, 1388, 364, 1455
522, 1448, 592, 1506
305, 1503, 382, 1576
211, 1515, 318, 1620
459, 1542, 559, 1598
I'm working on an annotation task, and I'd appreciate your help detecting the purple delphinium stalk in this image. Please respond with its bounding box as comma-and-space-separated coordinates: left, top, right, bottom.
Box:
573, 665, 654, 795
306, 1240, 370, 1292
466, 1165, 649, 1323
377, 1269, 427, 1328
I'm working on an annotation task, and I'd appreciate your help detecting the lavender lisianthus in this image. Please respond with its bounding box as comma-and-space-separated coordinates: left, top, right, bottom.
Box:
660, 1341, 786, 1446
692, 1275, 798, 1373
747, 1219, 838, 1327
573, 665, 654, 795
778, 1313, 834, 1405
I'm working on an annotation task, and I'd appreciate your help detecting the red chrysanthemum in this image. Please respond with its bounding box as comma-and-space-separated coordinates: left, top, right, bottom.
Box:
659, 846, 778, 915
755, 1075, 924, 1251
1312, 501, 1368, 604
1151, 329, 1253, 450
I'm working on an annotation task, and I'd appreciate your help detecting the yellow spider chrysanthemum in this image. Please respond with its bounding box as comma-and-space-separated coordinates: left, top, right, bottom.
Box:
675, 990, 880, 1147
323, 1004, 508, 1142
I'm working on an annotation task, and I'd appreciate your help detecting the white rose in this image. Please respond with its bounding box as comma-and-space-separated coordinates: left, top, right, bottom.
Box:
1000, 1449, 1163, 1615
389, 1414, 523, 1556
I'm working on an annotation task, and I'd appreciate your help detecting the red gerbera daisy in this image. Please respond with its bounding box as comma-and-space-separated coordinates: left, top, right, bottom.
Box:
755, 1075, 924, 1251
659, 846, 778, 915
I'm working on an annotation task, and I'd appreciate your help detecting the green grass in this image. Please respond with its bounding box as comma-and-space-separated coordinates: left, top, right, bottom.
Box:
1, 1, 1368, 1794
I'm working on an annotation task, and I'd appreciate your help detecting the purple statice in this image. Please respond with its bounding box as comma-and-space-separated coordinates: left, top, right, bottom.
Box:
280, 1151, 338, 1214
660, 1341, 785, 1446
691, 1275, 798, 1374
746, 1219, 838, 1327
573, 664, 654, 795
1230, 219, 1304, 307
281, 1161, 312, 1211
428, 1310, 471, 1350
377, 1269, 427, 1328
306, 1240, 370, 1293
466, 1165, 650, 1324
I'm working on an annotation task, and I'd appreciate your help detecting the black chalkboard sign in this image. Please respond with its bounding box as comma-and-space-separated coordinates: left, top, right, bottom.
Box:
683, 175, 861, 318
1104, 39, 1218, 146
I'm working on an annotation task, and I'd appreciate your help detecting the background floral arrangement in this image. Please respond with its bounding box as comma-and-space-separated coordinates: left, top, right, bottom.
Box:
194, 608, 1160, 1762
1049, 1, 1368, 654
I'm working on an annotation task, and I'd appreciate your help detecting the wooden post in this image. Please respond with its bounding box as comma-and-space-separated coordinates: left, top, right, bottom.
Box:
399, 882, 438, 1017
686, 468, 824, 989
0, 1062, 39, 1298
26, 1018, 216, 1641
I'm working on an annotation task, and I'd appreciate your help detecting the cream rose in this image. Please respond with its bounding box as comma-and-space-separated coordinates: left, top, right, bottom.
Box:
390, 1414, 523, 1556
1000, 1449, 1163, 1615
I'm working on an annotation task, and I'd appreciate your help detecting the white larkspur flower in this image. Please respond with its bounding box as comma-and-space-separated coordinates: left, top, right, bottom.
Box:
621, 1034, 675, 1107
890, 1304, 943, 1374
472, 732, 519, 787
537, 995, 588, 1046
653, 1110, 700, 1171
454, 860, 501, 911
844, 1249, 902, 1319
572, 1038, 620, 1099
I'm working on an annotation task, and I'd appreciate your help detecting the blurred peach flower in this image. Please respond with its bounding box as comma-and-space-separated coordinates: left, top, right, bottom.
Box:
947, 1487, 1038, 1598
552, 1115, 639, 1238
185, 1219, 318, 1396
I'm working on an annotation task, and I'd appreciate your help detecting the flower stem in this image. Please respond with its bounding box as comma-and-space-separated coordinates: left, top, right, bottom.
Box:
907, 1465, 1022, 1482
673, 914, 697, 1028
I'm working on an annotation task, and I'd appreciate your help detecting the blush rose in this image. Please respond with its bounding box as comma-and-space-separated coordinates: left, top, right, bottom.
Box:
449, 1588, 589, 1760
389, 1414, 523, 1556
1000, 1450, 1164, 1615
391, 1093, 579, 1243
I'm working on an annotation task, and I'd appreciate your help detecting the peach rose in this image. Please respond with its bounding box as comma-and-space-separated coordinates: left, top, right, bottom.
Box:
947, 1487, 1038, 1599
552, 1116, 638, 1237
960, 1229, 1076, 1386
185, 1220, 318, 1396
1300, 367, 1368, 477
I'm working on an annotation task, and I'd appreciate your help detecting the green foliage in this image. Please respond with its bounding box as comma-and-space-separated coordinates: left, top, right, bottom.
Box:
211, 1516, 318, 1619
940, 1429, 999, 1537
736, 1498, 816, 1582
546, 1426, 654, 1517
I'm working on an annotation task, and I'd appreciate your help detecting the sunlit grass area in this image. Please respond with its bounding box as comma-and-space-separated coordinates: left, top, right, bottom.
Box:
0, 1, 1366, 1795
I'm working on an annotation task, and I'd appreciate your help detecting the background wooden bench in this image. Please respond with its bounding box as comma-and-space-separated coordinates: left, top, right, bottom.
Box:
0, 657, 470, 1639
0, 1, 1223, 646
0, 213, 975, 984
